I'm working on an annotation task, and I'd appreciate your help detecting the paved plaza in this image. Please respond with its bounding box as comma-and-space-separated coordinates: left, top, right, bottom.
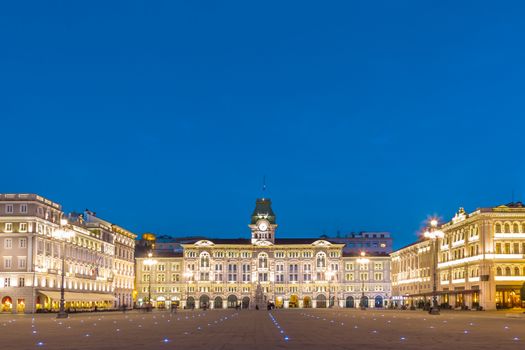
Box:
0, 309, 524, 350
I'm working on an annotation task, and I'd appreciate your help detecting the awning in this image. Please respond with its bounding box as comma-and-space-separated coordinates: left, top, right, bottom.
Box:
39, 291, 116, 302
403, 289, 481, 298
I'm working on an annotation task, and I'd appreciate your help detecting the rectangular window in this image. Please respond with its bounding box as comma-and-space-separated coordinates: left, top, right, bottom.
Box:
18, 257, 27, 269
5, 223, 13, 232
18, 277, 25, 287
20, 204, 28, 213
228, 264, 237, 282
6, 204, 13, 213
242, 264, 251, 282
19, 223, 28, 232
5, 238, 12, 249
4, 257, 12, 269
4, 278, 11, 287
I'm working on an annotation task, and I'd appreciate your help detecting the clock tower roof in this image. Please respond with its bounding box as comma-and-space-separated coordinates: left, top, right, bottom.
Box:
250, 198, 276, 225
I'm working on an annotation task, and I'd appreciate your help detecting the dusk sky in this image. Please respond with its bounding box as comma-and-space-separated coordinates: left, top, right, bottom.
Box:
2, 1, 525, 248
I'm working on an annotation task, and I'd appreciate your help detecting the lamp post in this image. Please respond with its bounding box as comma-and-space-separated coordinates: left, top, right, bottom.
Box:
144, 253, 157, 307
424, 219, 444, 315
183, 271, 194, 309
53, 218, 75, 319
357, 251, 369, 310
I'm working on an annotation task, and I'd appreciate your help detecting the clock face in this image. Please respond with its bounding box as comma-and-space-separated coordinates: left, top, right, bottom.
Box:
258, 222, 268, 232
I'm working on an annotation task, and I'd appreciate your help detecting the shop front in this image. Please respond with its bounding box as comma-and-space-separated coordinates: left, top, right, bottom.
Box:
37, 291, 116, 312
496, 285, 522, 309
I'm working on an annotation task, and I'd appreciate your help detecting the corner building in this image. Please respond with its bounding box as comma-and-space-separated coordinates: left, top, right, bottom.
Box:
0, 194, 136, 313
391, 202, 525, 311
438, 204, 525, 310
135, 198, 391, 309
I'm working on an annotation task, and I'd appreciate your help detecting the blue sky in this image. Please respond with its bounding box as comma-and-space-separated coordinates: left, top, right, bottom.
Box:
2, 1, 525, 248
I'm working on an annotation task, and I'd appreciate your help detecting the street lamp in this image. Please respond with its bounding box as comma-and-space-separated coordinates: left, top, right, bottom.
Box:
53, 218, 75, 319
144, 253, 157, 307
356, 251, 370, 310
183, 271, 194, 309
424, 218, 444, 315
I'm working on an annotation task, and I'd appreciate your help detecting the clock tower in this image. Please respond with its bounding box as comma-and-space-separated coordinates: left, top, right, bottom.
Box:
249, 197, 277, 244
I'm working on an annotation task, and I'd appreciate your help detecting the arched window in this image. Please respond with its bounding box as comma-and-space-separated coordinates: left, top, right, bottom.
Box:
496, 267, 502, 276
513, 223, 520, 233
514, 267, 520, 276
522, 223, 525, 233
258, 253, 268, 269
505, 267, 511, 276
504, 223, 511, 233
316, 253, 326, 268
495, 223, 502, 233
200, 252, 210, 268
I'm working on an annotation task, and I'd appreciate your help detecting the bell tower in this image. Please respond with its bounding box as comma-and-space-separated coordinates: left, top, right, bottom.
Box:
249, 198, 277, 244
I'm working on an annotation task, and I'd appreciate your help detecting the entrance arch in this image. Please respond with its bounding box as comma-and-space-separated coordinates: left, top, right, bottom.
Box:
227, 295, 238, 308
1, 296, 12, 312
346, 296, 355, 308
186, 296, 195, 309
303, 296, 312, 308
199, 295, 210, 309
289, 295, 299, 308
214, 296, 223, 309
242, 297, 250, 309
316, 294, 327, 308
374, 295, 383, 308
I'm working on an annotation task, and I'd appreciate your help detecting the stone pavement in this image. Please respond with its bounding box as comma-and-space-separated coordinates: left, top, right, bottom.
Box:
0, 309, 524, 349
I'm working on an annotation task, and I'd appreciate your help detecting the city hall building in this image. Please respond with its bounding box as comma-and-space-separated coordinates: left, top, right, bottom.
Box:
135, 198, 392, 309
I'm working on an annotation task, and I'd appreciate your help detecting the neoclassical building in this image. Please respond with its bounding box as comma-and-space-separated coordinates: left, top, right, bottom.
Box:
135, 198, 391, 309
391, 202, 525, 310
438, 204, 525, 310
0, 193, 136, 313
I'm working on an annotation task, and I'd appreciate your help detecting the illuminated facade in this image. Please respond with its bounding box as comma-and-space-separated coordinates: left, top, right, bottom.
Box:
135, 198, 392, 309
438, 204, 525, 310
390, 239, 433, 307
84, 212, 136, 309
0, 194, 136, 313
392, 203, 525, 310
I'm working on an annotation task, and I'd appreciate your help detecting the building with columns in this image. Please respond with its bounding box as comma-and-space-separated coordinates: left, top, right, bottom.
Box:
438, 204, 525, 310
391, 202, 525, 311
135, 197, 391, 309
0, 193, 136, 313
